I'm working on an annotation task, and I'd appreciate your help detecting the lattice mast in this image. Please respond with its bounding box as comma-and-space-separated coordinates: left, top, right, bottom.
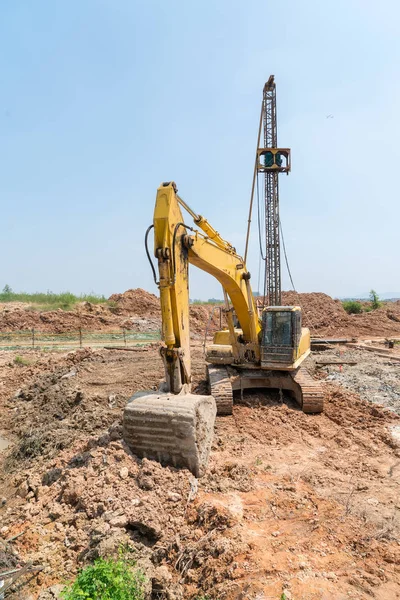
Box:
257, 76, 291, 306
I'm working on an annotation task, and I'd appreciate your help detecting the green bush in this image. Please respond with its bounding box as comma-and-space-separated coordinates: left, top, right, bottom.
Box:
61, 557, 146, 600
342, 300, 363, 314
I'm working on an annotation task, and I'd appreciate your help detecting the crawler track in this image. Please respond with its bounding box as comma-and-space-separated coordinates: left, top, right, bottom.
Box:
292, 366, 324, 413
207, 365, 233, 415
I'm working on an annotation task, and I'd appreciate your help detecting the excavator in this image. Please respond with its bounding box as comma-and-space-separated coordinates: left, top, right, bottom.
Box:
123, 182, 323, 476
123, 79, 324, 477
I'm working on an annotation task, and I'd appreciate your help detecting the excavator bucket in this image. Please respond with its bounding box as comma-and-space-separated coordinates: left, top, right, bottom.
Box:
123, 391, 217, 478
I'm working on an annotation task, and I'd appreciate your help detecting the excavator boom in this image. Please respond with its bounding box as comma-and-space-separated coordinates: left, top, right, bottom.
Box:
153, 181, 260, 392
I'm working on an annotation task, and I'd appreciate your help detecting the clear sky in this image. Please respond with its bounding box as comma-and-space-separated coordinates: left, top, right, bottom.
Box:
1, 0, 399, 300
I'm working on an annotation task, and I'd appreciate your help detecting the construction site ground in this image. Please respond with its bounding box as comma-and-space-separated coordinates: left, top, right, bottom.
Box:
0, 330, 400, 599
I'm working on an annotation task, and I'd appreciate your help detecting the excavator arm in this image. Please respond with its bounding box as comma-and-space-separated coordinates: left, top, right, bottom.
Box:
153, 182, 261, 393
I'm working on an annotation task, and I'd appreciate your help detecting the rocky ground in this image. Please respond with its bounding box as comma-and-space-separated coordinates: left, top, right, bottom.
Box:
309, 346, 400, 414
0, 342, 399, 599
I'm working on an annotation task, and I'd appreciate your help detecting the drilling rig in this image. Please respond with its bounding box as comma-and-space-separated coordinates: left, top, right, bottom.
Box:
245, 74, 291, 306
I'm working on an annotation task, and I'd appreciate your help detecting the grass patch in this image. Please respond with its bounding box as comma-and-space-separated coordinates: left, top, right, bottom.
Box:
13, 355, 30, 366
0, 287, 109, 311
61, 556, 146, 600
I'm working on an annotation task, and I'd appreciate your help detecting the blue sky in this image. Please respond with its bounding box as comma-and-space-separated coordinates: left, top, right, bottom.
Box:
1, 0, 399, 300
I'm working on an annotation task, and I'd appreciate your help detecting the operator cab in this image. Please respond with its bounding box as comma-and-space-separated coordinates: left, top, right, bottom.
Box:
261, 306, 302, 366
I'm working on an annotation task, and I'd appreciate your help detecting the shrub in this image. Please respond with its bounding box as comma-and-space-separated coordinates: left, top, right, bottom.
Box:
342, 300, 363, 314
61, 557, 145, 600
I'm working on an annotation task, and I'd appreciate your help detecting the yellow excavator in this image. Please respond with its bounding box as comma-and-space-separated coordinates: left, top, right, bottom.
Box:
123, 78, 323, 477
123, 181, 323, 477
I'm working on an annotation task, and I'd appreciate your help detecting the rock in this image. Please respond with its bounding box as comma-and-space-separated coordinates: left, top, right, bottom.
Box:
109, 422, 123, 441
367, 497, 379, 506
167, 491, 182, 502
27, 474, 41, 497
62, 478, 85, 506
271, 531, 280, 537
128, 519, 162, 541
137, 475, 154, 490
42, 468, 62, 487
47, 502, 65, 520
109, 514, 128, 528
119, 467, 129, 480
283, 484, 296, 492
152, 565, 173, 594
1, 498, 6, 506
60, 370, 76, 380
37, 583, 65, 599
17, 481, 29, 498
97, 530, 131, 558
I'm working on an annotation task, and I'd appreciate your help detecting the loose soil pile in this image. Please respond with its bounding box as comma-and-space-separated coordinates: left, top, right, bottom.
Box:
1, 288, 400, 339
110, 288, 219, 336
281, 291, 400, 337
0, 289, 217, 337
1, 344, 400, 599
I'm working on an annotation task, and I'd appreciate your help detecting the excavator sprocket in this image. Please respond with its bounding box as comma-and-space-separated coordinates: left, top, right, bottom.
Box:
207, 365, 233, 415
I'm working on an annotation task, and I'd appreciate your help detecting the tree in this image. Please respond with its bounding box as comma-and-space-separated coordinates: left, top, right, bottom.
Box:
369, 289, 382, 310
2, 284, 12, 295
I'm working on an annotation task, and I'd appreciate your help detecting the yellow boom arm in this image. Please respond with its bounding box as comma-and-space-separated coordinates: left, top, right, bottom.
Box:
152, 182, 261, 393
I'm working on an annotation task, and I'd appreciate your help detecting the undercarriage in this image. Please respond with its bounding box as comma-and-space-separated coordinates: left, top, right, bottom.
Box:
207, 364, 324, 415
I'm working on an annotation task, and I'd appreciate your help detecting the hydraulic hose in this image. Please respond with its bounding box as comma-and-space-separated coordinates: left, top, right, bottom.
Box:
144, 224, 159, 285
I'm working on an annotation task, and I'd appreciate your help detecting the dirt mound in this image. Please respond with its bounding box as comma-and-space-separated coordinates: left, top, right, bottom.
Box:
281, 291, 400, 337
1, 344, 400, 598
0, 306, 119, 333
5, 437, 244, 599
5, 349, 110, 466
109, 288, 160, 317
281, 292, 351, 335
109, 289, 214, 335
